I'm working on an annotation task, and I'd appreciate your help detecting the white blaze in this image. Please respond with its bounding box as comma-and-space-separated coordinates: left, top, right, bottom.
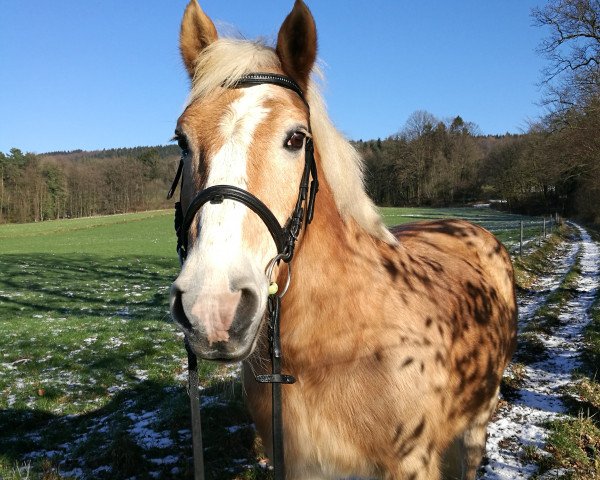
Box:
183, 86, 270, 290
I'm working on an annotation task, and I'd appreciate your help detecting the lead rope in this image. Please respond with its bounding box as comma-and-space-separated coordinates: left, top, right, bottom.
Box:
185, 339, 205, 480
255, 277, 296, 479
178, 227, 205, 480
174, 156, 314, 480
176, 210, 297, 480
268, 295, 285, 479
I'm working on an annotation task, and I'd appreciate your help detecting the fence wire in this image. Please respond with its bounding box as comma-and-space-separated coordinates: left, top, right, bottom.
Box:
381, 208, 560, 256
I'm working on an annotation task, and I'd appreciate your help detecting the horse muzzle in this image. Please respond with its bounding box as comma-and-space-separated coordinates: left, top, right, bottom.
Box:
169, 278, 266, 362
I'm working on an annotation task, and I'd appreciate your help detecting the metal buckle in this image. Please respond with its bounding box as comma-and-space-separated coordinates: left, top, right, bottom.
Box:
255, 374, 296, 384
266, 254, 292, 298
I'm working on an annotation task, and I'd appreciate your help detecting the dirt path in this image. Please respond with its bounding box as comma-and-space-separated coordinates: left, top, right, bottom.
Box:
480, 224, 600, 479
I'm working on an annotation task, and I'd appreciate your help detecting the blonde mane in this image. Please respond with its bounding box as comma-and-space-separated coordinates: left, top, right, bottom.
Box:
187, 39, 396, 244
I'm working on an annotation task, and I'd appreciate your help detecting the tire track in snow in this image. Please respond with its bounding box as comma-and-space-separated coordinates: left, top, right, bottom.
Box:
516, 240, 579, 326
480, 224, 600, 479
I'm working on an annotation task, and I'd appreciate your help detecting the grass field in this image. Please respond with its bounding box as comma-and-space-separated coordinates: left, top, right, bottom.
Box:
0, 207, 553, 479
380, 206, 555, 250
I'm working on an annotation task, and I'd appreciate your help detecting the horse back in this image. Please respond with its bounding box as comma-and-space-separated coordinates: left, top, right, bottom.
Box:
389, 218, 517, 411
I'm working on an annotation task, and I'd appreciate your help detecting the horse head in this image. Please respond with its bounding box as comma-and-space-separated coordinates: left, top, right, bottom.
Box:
169, 0, 318, 362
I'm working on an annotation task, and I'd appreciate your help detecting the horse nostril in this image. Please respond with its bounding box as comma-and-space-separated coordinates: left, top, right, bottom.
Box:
237, 288, 259, 324
171, 285, 193, 331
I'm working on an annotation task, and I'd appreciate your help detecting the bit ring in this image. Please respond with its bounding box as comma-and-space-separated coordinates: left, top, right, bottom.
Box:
265, 254, 292, 298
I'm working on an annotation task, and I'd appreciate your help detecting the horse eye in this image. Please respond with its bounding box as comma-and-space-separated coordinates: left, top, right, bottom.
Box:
174, 129, 189, 153
177, 136, 188, 151
285, 131, 305, 151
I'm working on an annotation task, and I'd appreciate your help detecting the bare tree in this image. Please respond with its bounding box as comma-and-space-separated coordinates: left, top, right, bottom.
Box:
399, 110, 438, 141
533, 0, 600, 110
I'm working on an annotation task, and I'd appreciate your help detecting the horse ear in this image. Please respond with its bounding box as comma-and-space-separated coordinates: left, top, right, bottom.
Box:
180, 0, 218, 79
276, 0, 317, 91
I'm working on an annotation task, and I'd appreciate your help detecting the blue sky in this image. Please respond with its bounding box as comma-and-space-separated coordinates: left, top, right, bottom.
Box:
0, 1, 549, 154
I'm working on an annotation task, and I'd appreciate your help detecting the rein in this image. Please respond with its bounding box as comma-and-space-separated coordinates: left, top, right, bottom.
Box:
168, 73, 318, 480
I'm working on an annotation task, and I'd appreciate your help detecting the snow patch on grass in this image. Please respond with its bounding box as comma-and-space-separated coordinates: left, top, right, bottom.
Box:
127, 410, 174, 450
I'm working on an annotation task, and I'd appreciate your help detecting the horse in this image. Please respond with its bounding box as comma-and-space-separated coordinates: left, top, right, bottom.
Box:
169, 1, 517, 478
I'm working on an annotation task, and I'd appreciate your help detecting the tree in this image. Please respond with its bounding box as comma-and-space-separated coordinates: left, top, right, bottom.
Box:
41, 162, 68, 220
395, 111, 439, 205
526, 1, 600, 220
533, 0, 600, 112
445, 118, 482, 204
0, 152, 6, 221
399, 110, 438, 141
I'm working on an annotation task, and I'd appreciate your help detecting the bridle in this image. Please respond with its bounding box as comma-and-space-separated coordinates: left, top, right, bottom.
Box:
167, 73, 319, 480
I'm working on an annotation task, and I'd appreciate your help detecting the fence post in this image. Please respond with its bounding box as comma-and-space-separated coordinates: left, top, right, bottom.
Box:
543, 217, 546, 238
520, 221, 523, 256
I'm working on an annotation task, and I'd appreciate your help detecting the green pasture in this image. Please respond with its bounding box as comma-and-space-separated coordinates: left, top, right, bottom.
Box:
0, 210, 246, 479
0, 210, 174, 256
0, 207, 550, 479
380, 206, 554, 250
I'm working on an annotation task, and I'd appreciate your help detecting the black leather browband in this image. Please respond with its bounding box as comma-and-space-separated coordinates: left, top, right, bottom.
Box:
234, 73, 309, 108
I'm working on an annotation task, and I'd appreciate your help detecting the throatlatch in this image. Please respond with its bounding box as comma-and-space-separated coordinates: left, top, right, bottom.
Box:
169, 73, 318, 480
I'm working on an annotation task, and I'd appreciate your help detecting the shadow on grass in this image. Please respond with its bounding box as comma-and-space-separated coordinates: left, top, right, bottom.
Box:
0, 378, 269, 480
0, 253, 270, 478
0, 253, 179, 321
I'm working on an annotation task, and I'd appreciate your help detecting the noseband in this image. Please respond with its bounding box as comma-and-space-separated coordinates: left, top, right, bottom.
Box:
168, 73, 319, 480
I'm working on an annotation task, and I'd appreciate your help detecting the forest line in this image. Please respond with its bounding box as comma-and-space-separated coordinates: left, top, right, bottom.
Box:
1, 102, 597, 227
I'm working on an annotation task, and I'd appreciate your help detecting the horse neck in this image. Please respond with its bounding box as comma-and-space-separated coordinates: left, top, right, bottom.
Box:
280, 171, 391, 368
297, 183, 367, 275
